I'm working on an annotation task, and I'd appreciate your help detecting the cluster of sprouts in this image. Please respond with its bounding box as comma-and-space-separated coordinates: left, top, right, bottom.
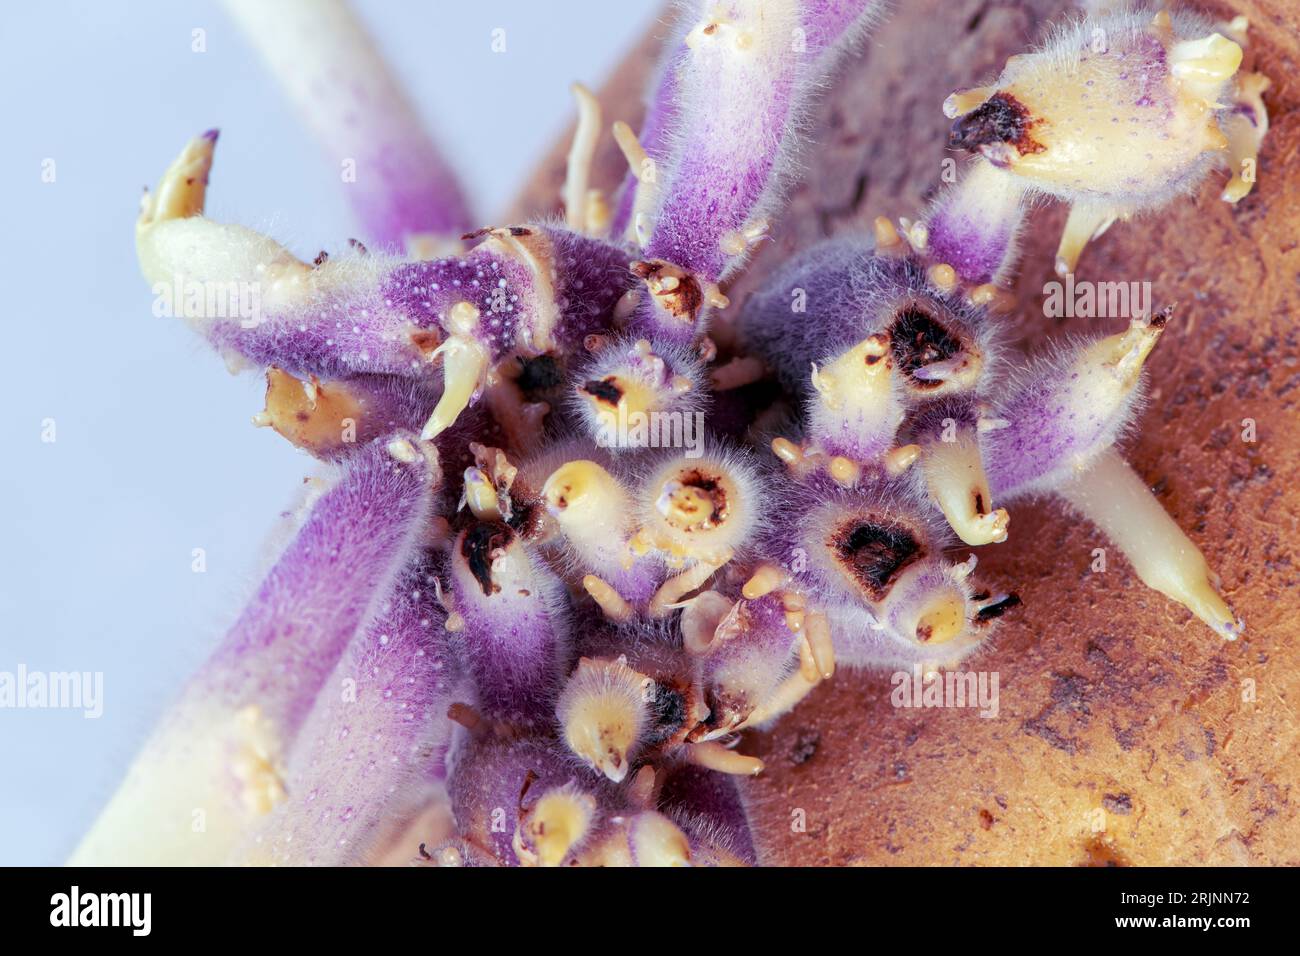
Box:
74, 0, 1269, 865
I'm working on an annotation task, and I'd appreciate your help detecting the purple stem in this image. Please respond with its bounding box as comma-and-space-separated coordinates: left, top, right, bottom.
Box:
224, 0, 472, 247
659, 764, 758, 865
644, 0, 879, 280
449, 524, 567, 729
203, 438, 439, 734
243, 549, 457, 865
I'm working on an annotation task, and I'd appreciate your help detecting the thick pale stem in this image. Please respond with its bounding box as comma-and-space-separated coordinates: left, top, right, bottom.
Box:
557, 656, 652, 782
686, 741, 764, 776
731, 667, 819, 732
924, 160, 1027, 284
1055, 203, 1118, 278
516, 785, 598, 867
612, 120, 658, 247
136, 135, 310, 301
1221, 72, 1270, 204
628, 812, 693, 866
922, 428, 1010, 546
650, 550, 733, 617
223, 0, 471, 246
809, 333, 904, 461
543, 460, 635, 565
563, 84, 603, 233
422, 330, 491, 440
1058, 448, 1242, 638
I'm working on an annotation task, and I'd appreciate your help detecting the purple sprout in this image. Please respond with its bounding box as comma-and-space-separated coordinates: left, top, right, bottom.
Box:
76, 0, 1263, 865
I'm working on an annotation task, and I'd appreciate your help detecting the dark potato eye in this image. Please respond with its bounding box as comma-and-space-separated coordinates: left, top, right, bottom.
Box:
889, 306, 963, 383
516, 354, 563, 393
461, 521, 514, 596
580, 377, 624, 406
947, 91, 1043, 155
833, 520, 924, 601
645, 682, 689, 744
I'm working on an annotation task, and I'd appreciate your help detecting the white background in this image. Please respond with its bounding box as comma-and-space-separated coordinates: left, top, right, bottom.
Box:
0, 0, 660, 865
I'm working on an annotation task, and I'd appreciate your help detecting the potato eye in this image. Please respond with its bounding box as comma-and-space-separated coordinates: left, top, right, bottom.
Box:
833, 519, 924, 601
888, 306, 963, 385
